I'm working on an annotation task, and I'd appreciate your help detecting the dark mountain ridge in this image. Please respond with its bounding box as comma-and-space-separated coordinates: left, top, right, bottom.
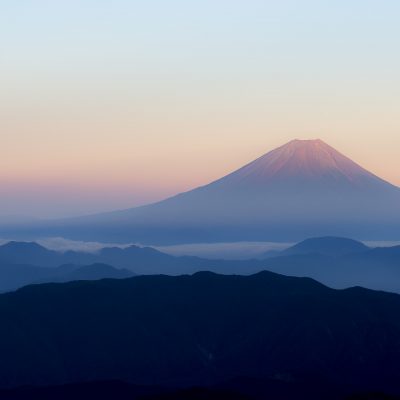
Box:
0, 272, 400, 395
1, 378, 395, 400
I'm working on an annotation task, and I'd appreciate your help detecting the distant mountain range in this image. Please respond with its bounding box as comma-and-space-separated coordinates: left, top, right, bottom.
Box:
0, 261, 134, 293
0, 240, 258, 292
1, 237, 400, 293
0, 272, 400, 397
260, 237, 400, 293
4, 139, 399, 244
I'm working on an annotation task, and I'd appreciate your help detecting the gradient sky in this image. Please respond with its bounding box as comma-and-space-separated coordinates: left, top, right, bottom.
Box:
1, 1, 399, 218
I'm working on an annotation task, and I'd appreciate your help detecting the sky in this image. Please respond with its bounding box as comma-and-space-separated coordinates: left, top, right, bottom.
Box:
1, 0, 399, 218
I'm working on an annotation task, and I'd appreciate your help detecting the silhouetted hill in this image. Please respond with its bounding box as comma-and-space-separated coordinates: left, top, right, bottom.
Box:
0, 272, 400, 396
280, 237, 369, 257
2, 239, 400, 293
40, 263, 134, 284
0, 262, 135, 292
0, 381, 251, 400
2, 379, 396, 400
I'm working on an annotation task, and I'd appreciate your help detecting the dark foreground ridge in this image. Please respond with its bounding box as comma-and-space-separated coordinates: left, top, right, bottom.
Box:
0, 271, 400, 397
1, 379, 399, 400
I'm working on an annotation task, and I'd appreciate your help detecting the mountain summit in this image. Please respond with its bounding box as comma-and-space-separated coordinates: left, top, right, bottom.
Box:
8, 139, 400, 244
184, 139, 400, 208
216, 139, 386, 187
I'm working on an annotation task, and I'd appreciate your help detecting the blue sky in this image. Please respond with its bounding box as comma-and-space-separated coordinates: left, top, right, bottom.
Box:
1, 1, 399, 217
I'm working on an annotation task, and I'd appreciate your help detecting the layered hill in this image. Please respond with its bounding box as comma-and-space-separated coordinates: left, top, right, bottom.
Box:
0, 241, 263, 292
2, 239, 400, 293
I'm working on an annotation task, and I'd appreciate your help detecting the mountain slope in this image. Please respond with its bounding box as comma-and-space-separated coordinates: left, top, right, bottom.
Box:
0, 272, 400, 394
12, 139, 399, 244
207, 139, 392, 188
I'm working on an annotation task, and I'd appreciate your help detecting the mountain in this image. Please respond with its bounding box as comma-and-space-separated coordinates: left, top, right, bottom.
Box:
40, 263, 134, 284
8, 139, 399, 244
2, 239, 400, 293
0, 272, 400, 396
260, 248, 400, 293
0, 241, 263, 292
0, 241, 177, 270
0, 241, 62, 266
0, 262, 135, 293
1, 379, 395, 400
279, 236, 369, 257
0, 381, 254, 400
